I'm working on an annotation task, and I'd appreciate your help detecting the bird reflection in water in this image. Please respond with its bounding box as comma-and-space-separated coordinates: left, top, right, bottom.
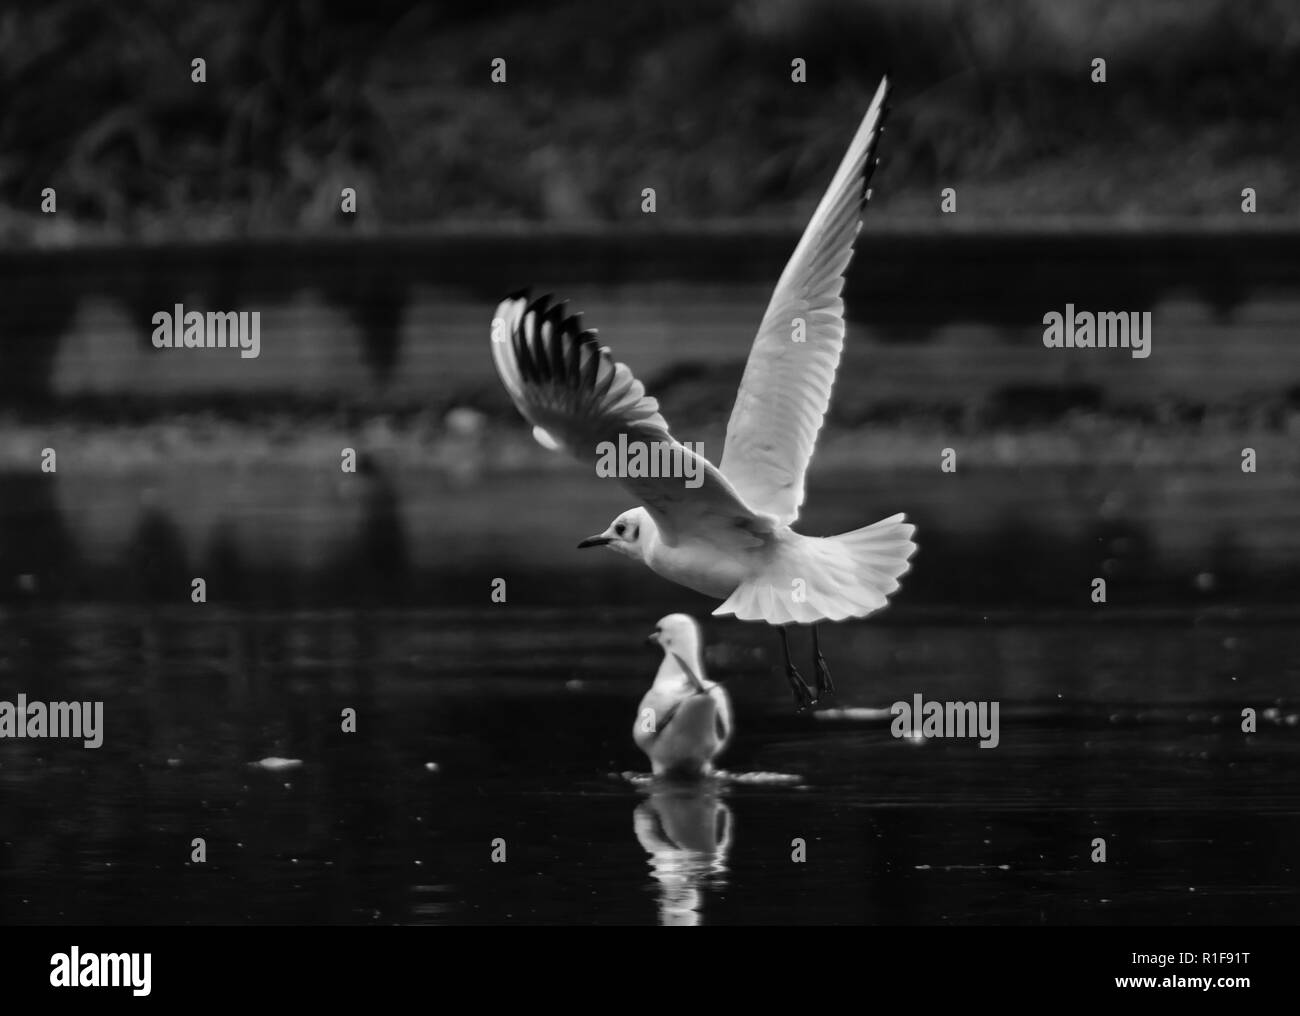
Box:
633, 781, 732, 926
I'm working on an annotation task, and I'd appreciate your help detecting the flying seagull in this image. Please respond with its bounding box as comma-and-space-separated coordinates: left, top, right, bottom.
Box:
636, 614, 732, 779
490, 76, 916, 707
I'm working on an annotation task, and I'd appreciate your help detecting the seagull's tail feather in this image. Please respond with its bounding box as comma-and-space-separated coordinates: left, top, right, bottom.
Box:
712, 513, 917, 624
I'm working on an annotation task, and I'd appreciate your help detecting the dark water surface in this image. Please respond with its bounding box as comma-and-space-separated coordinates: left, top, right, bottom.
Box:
2, 605, 1296, 925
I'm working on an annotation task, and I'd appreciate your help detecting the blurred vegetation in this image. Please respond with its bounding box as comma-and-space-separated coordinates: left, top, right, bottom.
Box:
1, 0, 1297, 243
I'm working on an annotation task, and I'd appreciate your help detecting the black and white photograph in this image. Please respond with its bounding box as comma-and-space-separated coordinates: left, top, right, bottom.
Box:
0, 0, 1295, 993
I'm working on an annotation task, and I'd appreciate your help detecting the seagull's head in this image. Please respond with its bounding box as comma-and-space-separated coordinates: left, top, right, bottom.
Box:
646, 613, 701, 660
577, 507, 650, 561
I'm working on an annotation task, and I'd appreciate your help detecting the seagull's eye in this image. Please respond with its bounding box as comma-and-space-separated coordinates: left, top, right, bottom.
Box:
615, 523, 626, 536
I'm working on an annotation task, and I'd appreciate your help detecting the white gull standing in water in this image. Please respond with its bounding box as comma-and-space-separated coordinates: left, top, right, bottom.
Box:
635, 614, 732, 779
490, 76, 916, 707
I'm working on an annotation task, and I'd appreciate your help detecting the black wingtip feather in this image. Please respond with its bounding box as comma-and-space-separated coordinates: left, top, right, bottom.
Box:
531, 325, 552, 384
548, 319, 567, 380
514, 325, 537, 386
505, 291, 610, 393
856, 86, 890, 213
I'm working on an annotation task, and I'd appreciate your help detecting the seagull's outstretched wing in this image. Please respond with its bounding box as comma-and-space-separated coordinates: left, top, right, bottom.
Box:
718, 76, 890, 526
491, 292, 779, 545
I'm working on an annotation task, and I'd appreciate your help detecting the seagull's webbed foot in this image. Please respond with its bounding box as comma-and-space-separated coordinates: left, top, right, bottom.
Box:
813, 654, 835, 698
779, 627, 817, 710
786, 664, 816, 710
812, 625, 835, 699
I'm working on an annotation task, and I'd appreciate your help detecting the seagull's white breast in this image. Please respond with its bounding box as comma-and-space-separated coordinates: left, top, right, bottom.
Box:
643, 532, 769, 600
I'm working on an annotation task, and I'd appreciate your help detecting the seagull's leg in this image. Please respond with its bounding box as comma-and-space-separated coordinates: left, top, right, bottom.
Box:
812, 624, 835, 698
778, 626, 815, 710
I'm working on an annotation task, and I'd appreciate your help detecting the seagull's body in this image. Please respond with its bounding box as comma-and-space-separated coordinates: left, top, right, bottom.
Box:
640, 525, 749, 601
491, 76, 917, 706
635, 615, 732, 779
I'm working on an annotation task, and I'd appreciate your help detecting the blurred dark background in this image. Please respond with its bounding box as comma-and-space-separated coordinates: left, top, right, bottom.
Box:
1, 0, 1298, 240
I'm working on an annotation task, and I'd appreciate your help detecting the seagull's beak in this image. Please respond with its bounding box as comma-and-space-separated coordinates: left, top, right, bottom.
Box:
577, 534, 613, 549
645, 632, 661, 647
